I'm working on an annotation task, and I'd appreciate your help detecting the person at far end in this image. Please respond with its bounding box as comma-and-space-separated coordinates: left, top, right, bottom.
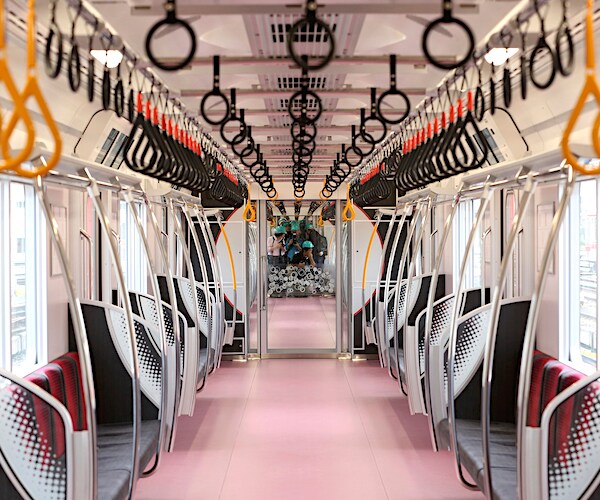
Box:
267, 225, 287, 269
286, 221, 303, 262
291, 241, 316, 268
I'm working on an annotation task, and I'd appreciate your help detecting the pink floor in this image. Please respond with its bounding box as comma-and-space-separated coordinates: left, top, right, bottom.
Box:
135, 359, 483, 500
267, 296, 336, 349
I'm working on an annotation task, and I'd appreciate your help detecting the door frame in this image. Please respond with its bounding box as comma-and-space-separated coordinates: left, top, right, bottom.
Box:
257, 199, 345, 356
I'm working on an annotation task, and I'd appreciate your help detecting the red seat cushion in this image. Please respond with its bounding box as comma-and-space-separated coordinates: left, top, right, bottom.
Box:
25, 364, 67, 457
552, 370, 587, 457
527, 351, 554, 427
23, 352, 88, 458
52, 353, 87, 431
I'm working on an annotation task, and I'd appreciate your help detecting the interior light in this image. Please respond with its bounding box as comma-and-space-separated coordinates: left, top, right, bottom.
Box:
484, 47, 519, 66
90, 49, 124, 69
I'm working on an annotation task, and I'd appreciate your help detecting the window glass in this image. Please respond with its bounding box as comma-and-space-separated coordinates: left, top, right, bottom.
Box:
561, 179, 599, 370
119, 201, 148, 292
504, 191, 522, 297
453, 199, 482, 291
80, 194, 96, 300
4, 182, 45, 375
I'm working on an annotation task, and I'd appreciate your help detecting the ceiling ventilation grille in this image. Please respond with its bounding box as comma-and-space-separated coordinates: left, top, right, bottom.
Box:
270, 22, 337, 44
276, 76, 327, 90
280, 98, 320, 110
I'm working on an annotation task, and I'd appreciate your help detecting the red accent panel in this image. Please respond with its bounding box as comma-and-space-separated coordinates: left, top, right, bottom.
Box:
527, 351, 554, 427
553, 370, 586, 457
25, 366, 66, 457
52, 354, 87, 431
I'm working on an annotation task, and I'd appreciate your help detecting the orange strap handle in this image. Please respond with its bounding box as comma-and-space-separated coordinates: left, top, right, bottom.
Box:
242, 195, 256, 222
1, 0, 61, 177
561, 0, 600, 174
0, 0, 36, 171
342, 184, 356, 222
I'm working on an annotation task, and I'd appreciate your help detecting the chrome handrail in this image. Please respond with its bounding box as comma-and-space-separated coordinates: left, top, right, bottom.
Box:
181, 204, 214, 382
402, 195, 435, 411
382, 204, 411, 371
517, 162, 574, 499
195, 206, 227, 367
142, 193, 182, 450
391, 200, 425, 381
34, 176, 97, 500
374, 207, 398, 367
447, 180, 495, 490
120, 187, 168, 477
85, 171, 141, 499
423, 191, 462, 451
168, 199, 205, 394
481, 172, 536, 499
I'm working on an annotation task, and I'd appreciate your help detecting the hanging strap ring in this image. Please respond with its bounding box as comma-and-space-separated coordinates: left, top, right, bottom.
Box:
86, 16, 99, 103
45, 0, 63, 79
200, 56, 231, 125
361, 88, 387, 144
377, 55, 411, 125
422, 0, 474, 70
473, 55, 486, 121
287, 1, 336, 71
114, 46, 125, 117
555, 0, 575, 77
529, 0, 557, 90
145, 0, 197, 72
67, 2, 82, 92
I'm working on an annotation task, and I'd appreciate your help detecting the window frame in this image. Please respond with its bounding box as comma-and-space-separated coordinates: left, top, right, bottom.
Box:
560, 178, 600, 374
453, 198, 482, 292
0, 180, 47, 375
119, 200, 148, 293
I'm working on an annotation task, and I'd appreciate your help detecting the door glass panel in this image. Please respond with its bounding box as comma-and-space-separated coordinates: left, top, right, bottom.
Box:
266, 201, 336, 350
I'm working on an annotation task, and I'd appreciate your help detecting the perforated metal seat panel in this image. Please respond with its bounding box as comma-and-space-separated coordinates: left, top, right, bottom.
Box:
453, 307, 491, 397
419, 295, 454, 374
107, 308, 163, 409
546, 378, 600, 499
0, 381, 68, 500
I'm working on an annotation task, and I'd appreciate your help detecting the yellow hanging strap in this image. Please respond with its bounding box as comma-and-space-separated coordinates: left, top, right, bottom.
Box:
317, 211, 325, 227
561, 0, 600, 174
328, 228, 336, 256
2, 0, 62, 177
342, 184, 356, 222
0, 0, 36, 171
242, 196, 256, 222
362, 220, 379, 291
220, 221, 237, 292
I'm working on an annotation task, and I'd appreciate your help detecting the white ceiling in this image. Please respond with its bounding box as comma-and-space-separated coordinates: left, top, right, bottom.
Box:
70, 0, 528, 183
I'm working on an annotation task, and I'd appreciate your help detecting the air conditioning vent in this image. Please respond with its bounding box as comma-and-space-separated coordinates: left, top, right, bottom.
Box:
276, 76, 327, 90
270, 23, 337, 44
280, 98, 320, 110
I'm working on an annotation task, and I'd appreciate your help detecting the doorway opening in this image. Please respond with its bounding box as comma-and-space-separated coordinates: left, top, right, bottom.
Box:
263, 200, 338, 353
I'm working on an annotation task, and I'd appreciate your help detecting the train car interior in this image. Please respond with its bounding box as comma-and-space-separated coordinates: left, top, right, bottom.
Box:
0, 0, 599, 498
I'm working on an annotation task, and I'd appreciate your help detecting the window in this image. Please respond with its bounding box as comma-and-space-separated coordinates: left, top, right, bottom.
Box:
504, 190, 522, 298
562, 179, 599, 372
1, 181, 46, 375
453, 198, 482, 291
119, 201, 148, 292
80, 193, 96, 300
